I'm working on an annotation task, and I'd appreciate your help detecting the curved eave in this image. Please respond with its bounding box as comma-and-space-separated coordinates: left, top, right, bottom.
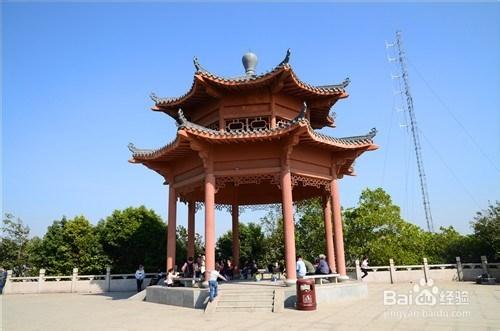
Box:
151, 65, 348, 112
129, 119, 377, 163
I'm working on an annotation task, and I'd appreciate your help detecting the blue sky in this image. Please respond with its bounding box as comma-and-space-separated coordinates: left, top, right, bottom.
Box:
2, 3, 499, 238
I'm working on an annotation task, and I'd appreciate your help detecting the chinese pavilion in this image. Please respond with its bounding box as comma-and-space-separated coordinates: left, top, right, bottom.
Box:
128, 50, 378, 284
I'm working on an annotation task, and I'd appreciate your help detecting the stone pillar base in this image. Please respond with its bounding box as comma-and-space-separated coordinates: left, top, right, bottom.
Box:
338, 275, 350, 282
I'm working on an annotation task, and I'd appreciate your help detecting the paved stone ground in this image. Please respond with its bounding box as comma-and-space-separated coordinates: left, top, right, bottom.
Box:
1, 281, 499, 330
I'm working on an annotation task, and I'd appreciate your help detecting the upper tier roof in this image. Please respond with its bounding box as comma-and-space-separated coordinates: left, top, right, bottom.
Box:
150, 50, 350, 129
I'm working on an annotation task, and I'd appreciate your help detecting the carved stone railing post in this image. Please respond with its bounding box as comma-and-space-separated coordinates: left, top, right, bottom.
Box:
423, 258, 429, 284
456, 257, 463, 281
105, 267, 111, 292
4, 270, 13, 294
71, 268, 78, 293
355, 259, 361, 280
389, 259, 395, 284
38, 269, 46, 293
481, 256, 488, 275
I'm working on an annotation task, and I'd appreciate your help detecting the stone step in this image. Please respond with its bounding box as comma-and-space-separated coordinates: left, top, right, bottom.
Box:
215, 306, 273, 313
219, 293, 274, 298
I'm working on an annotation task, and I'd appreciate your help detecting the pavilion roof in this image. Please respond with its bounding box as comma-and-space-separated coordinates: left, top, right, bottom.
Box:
128, 104, 378, 171
149, 50, 349, 128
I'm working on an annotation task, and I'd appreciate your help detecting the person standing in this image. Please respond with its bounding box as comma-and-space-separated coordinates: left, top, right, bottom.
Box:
0, 267, 6, 294
208, 265, 227, 302
135, 265, 145, 292
361, 256, 369, 279
296, 255, 307, 279
181, 257, 195, 278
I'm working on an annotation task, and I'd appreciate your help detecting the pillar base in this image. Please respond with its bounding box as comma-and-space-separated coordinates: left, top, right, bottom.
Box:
284, 278, 297, 287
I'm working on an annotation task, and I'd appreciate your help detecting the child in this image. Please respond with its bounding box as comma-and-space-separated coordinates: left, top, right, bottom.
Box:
165, 268, 178, 287
208, 265, 227, 302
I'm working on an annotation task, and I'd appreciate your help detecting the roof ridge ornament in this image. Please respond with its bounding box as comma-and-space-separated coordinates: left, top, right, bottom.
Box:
150, 92, 160, 103
128, 143, 138, 153
290, 101, 308, 124
368, 127, 377, 138
242, 52, 258, 76
278, 48, 291, 67
177, 108, 188, 127
342, 77, 351, 88
193, 57, 202, 72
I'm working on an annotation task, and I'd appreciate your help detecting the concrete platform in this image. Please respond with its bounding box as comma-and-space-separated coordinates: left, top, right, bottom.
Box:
284, 281, 368, 307
145, 279, 367, 310
146, 286, 209, 309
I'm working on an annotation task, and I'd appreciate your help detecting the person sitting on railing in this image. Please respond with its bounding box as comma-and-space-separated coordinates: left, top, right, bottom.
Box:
361, 256, 369, 279
315, 254, 330, 275
149, 269, 163, 286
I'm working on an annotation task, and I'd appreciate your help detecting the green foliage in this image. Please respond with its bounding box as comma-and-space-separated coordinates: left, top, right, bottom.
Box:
97, 206, 165, 273
0, 214, 31, 275
2, 194, 497, 276
343, 188, 417, 265
471, 201, 500, 261
216, 222, 265, 267
259, 210, 285, 267
295, 198, 326, 262
32, 216, 108, 275
175, 225, 204, 265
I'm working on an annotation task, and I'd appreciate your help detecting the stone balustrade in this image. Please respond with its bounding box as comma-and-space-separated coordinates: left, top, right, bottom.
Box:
2, 256, 498, 294
347, 256, 499, 283
2, 267, 159, 294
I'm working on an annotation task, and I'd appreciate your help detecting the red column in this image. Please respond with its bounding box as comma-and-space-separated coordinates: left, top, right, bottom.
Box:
281, 169, 297, 282
331, 179, 347, 277
204, 173, 216, 279
231, 202, 240, 276
187, 200, 195, 259
166, 186, 177, 271
323, 195, 336, 273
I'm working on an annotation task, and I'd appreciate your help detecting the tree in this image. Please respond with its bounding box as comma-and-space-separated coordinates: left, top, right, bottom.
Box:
33, 216, 108, 275
471, 201, 500, 261
216, 222, 266, 267
259, 209, 285, 267
0, 214, 31, 275
97, 206, 165, 273
295, 198, 326, 263
175, 225, 204, 266
343, 188, 429, 265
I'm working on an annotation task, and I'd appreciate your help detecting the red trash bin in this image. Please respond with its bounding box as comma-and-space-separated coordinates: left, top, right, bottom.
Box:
296, 278, 316, 310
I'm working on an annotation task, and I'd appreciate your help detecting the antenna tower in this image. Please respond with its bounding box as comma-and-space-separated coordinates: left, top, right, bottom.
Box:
387, 31, 434, 232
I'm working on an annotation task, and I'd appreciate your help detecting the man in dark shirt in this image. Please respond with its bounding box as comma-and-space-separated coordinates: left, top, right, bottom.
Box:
315, 254, 330, 275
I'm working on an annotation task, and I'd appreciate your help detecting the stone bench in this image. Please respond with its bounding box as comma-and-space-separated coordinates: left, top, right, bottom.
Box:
303, 273, 340, 285
255, 270, 282, 281
175, 277, 202, 287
